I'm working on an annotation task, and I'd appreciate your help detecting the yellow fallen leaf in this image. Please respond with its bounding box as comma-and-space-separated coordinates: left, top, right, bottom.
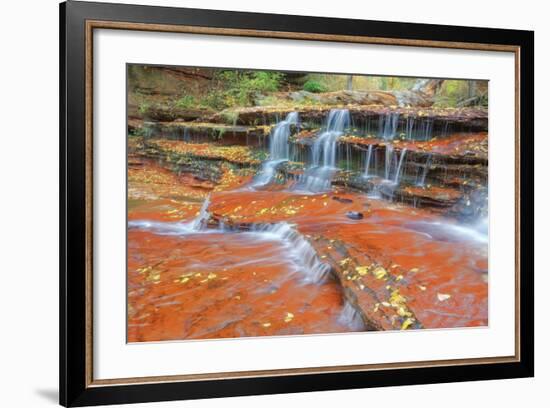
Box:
409, 268, 420, 273
355, 265, 369, 276
397, 306, 412, 318
389, 290, 407, 307
339, 258, 351, 267
437, 293, 451, 302
418, 285, 427, 291
373, 266, 387, 280
207, 273, 217, 280
284, 312, 294, 323
401, 318, 414, 330
262, 322, 271, 328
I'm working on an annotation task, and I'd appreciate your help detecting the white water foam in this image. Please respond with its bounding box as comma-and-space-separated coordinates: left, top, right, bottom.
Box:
249, 223, 331, 284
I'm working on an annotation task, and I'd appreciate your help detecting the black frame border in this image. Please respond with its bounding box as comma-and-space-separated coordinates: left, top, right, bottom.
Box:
60, 1, 534, 406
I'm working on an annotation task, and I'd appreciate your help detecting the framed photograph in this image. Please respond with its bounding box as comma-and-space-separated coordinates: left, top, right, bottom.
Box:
60, 1, 534, 406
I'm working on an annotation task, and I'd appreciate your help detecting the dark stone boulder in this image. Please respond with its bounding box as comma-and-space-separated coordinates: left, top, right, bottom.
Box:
346, 211, 364, 220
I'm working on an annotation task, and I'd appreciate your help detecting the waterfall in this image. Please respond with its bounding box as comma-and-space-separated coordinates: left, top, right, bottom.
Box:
406, 116, 415, 140
271, 111, 299, 160
250, 222, 331, 283
296, 109, 350, 192
251, 112, 299, 188
384, 144, 394, 180
312, 131, 340, 168
379, 112, 400, 140
189, 196, 211, 230
417, 155, 432, 187
393, 148, 407, 185
312, 109, 350, 167
420, 118, 434, 141
363, 145, 373, 178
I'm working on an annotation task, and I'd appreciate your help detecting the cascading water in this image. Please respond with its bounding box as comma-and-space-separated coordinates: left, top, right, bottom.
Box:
129, 197, 331, 284
363, 145, 374, 178
250, 223, 331, 283
384, 144, 394, 180
420, 118, 434, 141
251, 112, 299, 188
406, 216, 488, 245
379, 112, 400, 140
271, 111, 299, 160
338, 301, 366, 330
417, 155, 432, 187
128, 196, 212, 235
393, 148, 407, 184
190, 196, 211, 230
405, 116, 415, 140
296, 109, 350, 192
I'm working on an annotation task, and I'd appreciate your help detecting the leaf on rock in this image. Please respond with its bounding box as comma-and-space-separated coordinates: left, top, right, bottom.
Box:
437, 293, 451, 302
401, 318, 414, 330
372, 266, 387, 280
355, 265, 369, 276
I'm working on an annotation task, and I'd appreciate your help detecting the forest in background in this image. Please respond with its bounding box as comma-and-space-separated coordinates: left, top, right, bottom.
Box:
128, 65, 488, 123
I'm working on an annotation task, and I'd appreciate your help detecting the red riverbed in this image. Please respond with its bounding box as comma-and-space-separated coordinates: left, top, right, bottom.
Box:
127, 160, 488, 342
128, 229, 361, 342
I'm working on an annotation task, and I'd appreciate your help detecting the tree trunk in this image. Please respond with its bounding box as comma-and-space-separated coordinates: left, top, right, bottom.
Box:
347, 75, 354, 91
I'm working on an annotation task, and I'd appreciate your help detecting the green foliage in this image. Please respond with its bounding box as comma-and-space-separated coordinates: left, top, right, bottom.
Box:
200, 90, 227, 111
303, 80, 328, 93
129, 127, 146, 138
138, 101, 150, 115
174, 95, 196, 109
217, 70, 283, 106
220, 110, 239, 125
434, 80, 471, 107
